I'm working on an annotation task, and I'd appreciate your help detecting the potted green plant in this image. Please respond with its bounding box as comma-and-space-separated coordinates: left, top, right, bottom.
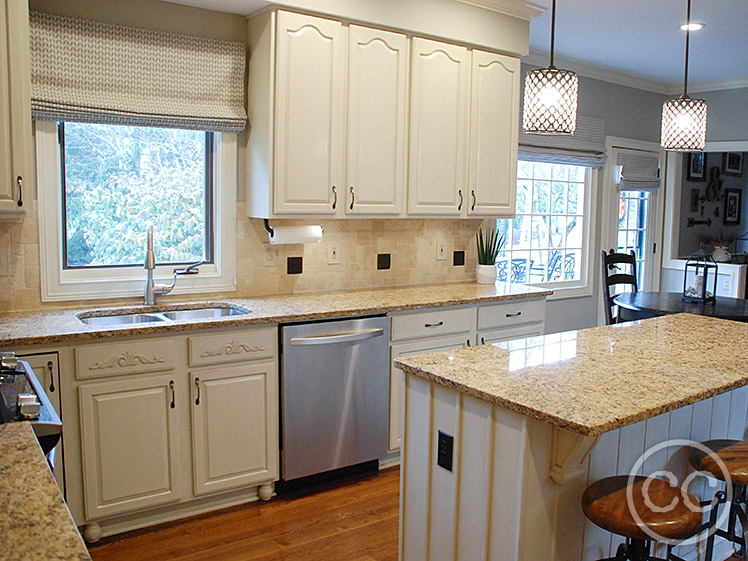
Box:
476, 227, 504, 284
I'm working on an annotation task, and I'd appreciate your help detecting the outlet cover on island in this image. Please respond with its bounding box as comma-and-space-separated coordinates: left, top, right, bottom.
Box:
436, 240, 446, 261
328, 243, 341, 264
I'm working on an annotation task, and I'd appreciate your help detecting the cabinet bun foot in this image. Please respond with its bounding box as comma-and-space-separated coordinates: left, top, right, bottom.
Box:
83, 521, 102, 543
258, 483, 273, 501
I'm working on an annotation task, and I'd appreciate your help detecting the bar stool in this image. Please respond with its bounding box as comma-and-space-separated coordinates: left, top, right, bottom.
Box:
688, 439, 748, 560
582, 475, 703, 561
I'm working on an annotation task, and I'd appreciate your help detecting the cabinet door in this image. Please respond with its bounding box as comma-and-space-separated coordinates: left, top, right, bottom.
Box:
345, 25, 408, 216
191, 362, 278, 496
467, 50, 520, 216
79, 374, 183, 519
0, 0, 31, 217
274, 11, 344, 215
18, 352, 65, 495
408, 37, 469, 216
390, 334, 472, 452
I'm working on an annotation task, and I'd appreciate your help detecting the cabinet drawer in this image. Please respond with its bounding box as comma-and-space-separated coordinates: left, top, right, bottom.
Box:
390, 307, 475, 341
188, 328, 276, 367
76, 339, 177, 380
477, 299, 545, 330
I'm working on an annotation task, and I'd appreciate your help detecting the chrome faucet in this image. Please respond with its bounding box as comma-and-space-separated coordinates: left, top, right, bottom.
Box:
144, 225, 203, 305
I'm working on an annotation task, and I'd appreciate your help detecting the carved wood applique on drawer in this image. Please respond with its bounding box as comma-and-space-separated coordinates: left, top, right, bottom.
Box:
76, 340, 177, 379
188, 329, 277, 367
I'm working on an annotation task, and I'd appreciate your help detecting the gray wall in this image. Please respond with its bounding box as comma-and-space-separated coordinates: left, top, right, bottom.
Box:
701, 87, 748, 142
521, 65, 667, 333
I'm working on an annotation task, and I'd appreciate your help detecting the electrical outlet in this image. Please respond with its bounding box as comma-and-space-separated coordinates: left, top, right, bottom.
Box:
436, 240, 447, 261
437, 430, 454, 472
0, 248, 9, 276
722, 275, 730, 293
262, 244, 279, 267
328, 243, 341, 264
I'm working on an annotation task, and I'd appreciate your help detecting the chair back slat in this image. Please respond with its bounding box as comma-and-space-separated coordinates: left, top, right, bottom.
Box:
601, 249, 638, 325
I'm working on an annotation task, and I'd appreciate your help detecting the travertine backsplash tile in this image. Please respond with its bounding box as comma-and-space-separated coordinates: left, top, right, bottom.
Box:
0, 201, 485, 312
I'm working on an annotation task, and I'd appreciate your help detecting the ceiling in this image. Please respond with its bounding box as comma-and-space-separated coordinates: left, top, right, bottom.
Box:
166, 0, 748, 94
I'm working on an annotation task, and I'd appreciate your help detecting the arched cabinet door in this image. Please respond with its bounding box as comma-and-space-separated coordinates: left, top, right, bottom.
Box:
468, 49, 520, 217
345, 25, 408, 216
274, 11, 344, 215
407, 37, 469, 216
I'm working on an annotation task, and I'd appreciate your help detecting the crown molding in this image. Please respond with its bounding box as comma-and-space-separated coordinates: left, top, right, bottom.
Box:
451, 0, 545, 21
523, 52, 672, 94
683, 78, 748, 95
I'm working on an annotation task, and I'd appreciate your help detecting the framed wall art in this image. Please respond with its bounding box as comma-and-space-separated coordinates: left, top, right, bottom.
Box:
724, 188, 743, 225
723, 152, 743, 177
687, 152, 706, 181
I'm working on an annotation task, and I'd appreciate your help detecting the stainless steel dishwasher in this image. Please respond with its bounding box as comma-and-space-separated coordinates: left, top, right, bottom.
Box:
280, 315, 389, 481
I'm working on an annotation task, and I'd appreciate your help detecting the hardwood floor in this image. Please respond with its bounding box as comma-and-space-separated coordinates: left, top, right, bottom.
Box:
88, 467, 399, 561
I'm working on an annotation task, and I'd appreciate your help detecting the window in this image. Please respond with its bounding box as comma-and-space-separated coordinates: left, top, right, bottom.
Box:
617, 190, 650, 287
36, 120, 236, 302
496, 160, 596, 296
60, 123, 213, 269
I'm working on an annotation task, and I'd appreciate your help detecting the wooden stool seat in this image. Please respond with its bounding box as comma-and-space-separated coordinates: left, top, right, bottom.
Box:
688, 439, 748, 485
582, 476, 703, 542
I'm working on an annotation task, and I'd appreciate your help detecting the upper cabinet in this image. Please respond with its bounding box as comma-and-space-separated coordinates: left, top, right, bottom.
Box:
247, 10, 519, 219
0, 0, 32, 220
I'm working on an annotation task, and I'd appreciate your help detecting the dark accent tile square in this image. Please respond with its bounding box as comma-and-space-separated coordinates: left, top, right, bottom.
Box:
453, 250, 465, 266
377, 253, 391, 270
287, 256, 303, 274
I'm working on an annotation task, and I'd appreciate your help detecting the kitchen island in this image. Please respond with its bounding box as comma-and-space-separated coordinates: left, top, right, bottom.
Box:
395, 313, 748, 561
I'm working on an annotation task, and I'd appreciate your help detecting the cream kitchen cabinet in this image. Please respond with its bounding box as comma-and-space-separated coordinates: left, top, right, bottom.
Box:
408, 41, 519, 217
248, 11, 408, 218
0, 0, 32, 219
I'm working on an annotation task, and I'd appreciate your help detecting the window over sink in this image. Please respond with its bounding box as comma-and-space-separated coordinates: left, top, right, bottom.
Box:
35, 120, 237, 302
496, 160, 597, 298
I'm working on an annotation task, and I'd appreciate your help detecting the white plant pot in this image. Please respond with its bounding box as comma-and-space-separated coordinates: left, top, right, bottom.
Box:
476, 264, 497, 284
712, 247, 731, 263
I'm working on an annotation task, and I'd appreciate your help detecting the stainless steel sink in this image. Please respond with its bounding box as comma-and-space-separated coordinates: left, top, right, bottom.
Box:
161, 308, 247, 321
79, 313, 169, 326
77, 305, 250, 326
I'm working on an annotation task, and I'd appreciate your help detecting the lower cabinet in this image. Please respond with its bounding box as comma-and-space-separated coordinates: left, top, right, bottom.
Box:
191, 363, 277, 497
79, 373, 183, 520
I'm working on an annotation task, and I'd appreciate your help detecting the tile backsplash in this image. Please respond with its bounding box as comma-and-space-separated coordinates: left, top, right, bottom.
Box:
0, 201, 484, 313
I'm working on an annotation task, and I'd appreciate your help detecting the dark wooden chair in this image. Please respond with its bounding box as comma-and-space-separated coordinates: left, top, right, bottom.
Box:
601, 249, 638, 325
582, 475, 702, 561
688, 440, 748, 560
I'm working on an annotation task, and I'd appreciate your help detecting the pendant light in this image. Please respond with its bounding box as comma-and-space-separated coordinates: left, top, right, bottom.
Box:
522, 0, 578, 135
661, 0, 707, 151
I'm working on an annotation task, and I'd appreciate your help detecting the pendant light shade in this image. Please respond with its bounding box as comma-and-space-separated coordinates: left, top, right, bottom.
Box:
522, 0, 578, 135
661, 0, 707, 151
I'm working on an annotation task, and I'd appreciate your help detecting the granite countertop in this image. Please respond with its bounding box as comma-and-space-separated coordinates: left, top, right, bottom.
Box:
395, 313, 748, 436
0, 423, 90, 560
0, 282, 551, 348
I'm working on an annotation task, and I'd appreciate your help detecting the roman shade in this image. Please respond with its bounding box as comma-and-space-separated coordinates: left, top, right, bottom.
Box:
518, 115, 607, 168
616, 152, 661, 191
29, 11, 247, 132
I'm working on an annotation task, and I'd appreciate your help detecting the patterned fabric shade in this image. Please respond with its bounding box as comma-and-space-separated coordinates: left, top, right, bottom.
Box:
29, 11, 247, 132
616, 152, 661, 191
522, 66, 578, 135
660, 95, 707, 151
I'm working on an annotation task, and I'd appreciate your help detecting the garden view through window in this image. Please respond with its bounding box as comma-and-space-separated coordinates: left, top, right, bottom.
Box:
496, 161, 587, 286
61, 122, 213, 269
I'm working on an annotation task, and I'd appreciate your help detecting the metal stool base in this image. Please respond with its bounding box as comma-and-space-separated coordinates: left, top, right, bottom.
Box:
597, 539, 687, 561
704, 485, 748, 561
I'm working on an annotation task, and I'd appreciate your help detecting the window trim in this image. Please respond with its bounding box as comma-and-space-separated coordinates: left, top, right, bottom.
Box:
36, 120, 236, 302
498, 163, 598, 301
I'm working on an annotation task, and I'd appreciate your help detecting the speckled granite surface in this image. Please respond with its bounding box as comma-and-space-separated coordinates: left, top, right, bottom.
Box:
0, 423, 90, 560
395, 314, 748, 436
0, 283, 550, 348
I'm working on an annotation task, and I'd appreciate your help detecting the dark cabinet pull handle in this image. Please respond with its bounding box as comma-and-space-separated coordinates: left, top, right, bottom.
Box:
466, 339, 471, 347
331, 185, 337, 209
424, 321, 444, 328
16, 176, 23, 207
47, 361, 55, 393
349, 186, 355, 210
481, 336, 486, 345
458, 189, 463, 211
471, 189, 476, 211
506, 311, 522, 318
194, 377, 201, 406
169, 381, 175, 409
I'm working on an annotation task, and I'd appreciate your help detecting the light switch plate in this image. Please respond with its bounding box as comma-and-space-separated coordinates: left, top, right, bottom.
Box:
0, 247, 9, 276
328, 243, 341, 264
436, 240, 447, 261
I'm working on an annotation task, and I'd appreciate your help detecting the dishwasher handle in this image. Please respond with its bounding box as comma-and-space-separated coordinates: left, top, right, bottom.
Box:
289, 328, 385, 346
